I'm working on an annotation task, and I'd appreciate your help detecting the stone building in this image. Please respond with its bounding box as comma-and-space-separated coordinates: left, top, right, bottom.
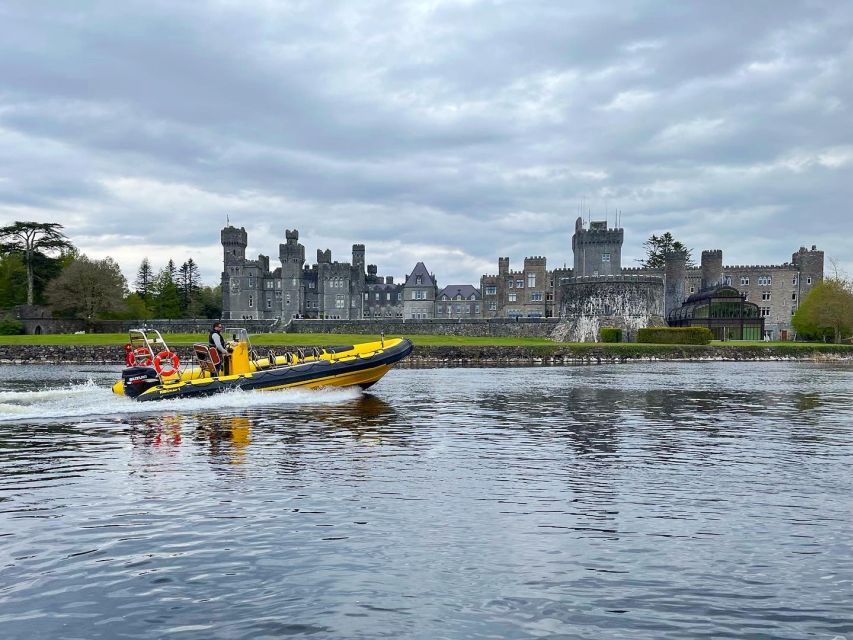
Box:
221, 226, 397, 322
628, 245, 824, 340
480, 256, 553, 318
436, 285, 481, 319
402, 262, 438, 319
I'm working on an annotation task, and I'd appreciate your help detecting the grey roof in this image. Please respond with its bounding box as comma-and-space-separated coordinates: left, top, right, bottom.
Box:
404, 262, 436, 287
439, 284, 480, 300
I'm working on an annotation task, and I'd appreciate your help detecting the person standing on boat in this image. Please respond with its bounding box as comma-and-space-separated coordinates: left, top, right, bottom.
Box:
209, 322, 230, 376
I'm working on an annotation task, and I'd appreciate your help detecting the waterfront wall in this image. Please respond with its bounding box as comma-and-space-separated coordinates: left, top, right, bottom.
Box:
2, 344, 850, 366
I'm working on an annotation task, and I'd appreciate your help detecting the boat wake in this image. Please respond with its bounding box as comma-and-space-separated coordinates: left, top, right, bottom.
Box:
0, 379, 363, 423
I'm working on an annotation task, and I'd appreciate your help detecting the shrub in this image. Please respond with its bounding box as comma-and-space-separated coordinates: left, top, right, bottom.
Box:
600, 327, 622, 343
0, 314, 24, 335
637, 327, 713, 345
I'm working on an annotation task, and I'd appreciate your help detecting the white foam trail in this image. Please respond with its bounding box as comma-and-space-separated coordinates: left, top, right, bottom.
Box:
0, 378, 363, 423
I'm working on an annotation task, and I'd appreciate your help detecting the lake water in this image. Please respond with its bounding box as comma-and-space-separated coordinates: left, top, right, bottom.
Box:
0, 362, 851, 639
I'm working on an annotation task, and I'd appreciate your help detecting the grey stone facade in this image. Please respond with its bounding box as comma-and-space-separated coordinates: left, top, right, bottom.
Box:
436, 285, 481, 319
480, 256, 553, 318
221, 226, 399, 322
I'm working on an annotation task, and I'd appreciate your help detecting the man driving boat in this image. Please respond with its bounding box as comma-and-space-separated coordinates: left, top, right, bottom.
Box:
209, 322, 230, 375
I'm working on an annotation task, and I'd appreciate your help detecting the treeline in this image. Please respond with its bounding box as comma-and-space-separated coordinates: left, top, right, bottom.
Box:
0, 221, 221, 334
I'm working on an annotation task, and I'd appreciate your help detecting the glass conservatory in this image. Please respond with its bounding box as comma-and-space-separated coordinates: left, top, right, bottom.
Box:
667, 285, 764, 340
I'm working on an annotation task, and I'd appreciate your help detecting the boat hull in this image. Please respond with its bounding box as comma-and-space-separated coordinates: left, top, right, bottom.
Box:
113, 338, 413, 402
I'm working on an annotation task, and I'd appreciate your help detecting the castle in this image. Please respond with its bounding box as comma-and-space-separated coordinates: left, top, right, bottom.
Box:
222, 223, 824, 340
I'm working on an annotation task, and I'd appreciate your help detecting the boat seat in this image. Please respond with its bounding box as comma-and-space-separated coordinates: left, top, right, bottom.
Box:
193, 343, 219, 374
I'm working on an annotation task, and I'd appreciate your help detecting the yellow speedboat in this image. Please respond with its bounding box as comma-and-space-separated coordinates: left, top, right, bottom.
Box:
112, 329, 413, 402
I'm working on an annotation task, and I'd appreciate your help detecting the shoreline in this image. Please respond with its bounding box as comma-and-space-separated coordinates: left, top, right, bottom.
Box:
1, 344, 851, 365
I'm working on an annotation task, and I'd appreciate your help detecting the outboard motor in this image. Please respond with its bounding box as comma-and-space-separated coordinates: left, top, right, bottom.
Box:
121, 366, 159, 398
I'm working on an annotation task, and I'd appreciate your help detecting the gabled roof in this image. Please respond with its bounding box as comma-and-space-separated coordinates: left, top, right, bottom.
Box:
404, 262, 436, 287
438, 284, 480, 300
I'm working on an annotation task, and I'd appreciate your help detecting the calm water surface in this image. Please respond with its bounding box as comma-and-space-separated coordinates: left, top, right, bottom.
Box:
0, 362, 851, 639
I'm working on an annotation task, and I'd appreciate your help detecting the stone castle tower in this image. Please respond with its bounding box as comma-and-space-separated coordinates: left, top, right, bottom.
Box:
221, 226, 248, 320
279, 229, 305, 322
700, 250, 723, 290
572, 217, 624, 277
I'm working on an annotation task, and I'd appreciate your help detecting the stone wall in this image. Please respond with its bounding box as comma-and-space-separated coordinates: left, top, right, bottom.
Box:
1, 343, 850, 365
556, 276, 665, 342
287, 318, 561, 337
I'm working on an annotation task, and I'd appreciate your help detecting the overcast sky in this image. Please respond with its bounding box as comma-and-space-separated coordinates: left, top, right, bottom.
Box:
1, 0, 851, 288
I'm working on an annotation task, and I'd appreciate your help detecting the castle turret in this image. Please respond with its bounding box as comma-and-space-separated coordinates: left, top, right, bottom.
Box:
222, 226, 247, 266
572, 218, 623, 277
498, 257, 510, 275
792, 244, 824, 299
279, 229, 305, 322
352, 244, 365, 275
664, 252, 687, 318
701, 250, 723, 290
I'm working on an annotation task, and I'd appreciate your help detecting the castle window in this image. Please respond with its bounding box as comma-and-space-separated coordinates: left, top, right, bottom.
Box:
516, 280, 524, 288
760, 307, 770, 317
792, 276, 797, 285
758, 275, 772, 286
489, 302, 497, 311
740, 276, 749, 286
308, 281, 314, 289
508, 292, 517, 302
791, 293, 797, 300
267, 299, 272, 309
266, 281, 273, 289
724, 276, 732, 285
531, 292, 543, 302
454, 305, 461, 314
414, 290, 425, 300
416, 275, 422, 285
807, 277, 812, 284
375, 293, 380, 300
248, 296, 253, 308
397, 293, 402, 301
286, 294, 291, 305
485, 286, 497, 296
601, 253, 610, 263
335, 295, 345, 308
507, 279, 513, 288
690, 286, 695, 293
762, 292, 771, 301
528, 273, 536, 287
249, 277, 254, 287
475, 304, 480, 314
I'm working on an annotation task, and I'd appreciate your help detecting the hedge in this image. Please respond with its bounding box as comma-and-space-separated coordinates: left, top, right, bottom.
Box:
0, 315, 24, 335
636, 327, 713, 345
600, 327, 622, 343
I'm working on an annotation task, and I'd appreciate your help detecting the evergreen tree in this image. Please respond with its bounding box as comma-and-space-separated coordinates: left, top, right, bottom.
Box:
151, 266, 182, 318
177, 258, 202, 313
0, 221, 74, 305
0, 253, 28, 307
639, 232, 694, 268
135, 258, 154, 300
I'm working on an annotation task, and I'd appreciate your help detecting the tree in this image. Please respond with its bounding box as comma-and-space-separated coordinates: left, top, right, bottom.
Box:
792, 278, 853, 343
639, 232, 694, 269
197, 285, 223, 318
151, 266, 182, 318
177, 258, 202, 312
0, 253, 28, 307
134, 258, 154, 300
46, 255, 128, 328
0, 222, 74, 305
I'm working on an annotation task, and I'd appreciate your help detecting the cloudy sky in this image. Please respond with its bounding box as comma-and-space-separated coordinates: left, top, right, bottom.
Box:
1, 0, 851, 288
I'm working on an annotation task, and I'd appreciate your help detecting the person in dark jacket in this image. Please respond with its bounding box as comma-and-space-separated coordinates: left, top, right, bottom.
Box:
209, 322, 230, 375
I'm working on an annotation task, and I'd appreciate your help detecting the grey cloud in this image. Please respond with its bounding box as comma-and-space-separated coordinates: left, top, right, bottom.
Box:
1, 0, 851, 287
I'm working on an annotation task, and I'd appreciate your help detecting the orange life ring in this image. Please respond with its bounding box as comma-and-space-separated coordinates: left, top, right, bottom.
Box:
153, 350, 180, 376
133, 347, 153, 366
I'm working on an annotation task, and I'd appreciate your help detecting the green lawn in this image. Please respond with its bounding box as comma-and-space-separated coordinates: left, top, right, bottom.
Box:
0, 333, 555, 347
